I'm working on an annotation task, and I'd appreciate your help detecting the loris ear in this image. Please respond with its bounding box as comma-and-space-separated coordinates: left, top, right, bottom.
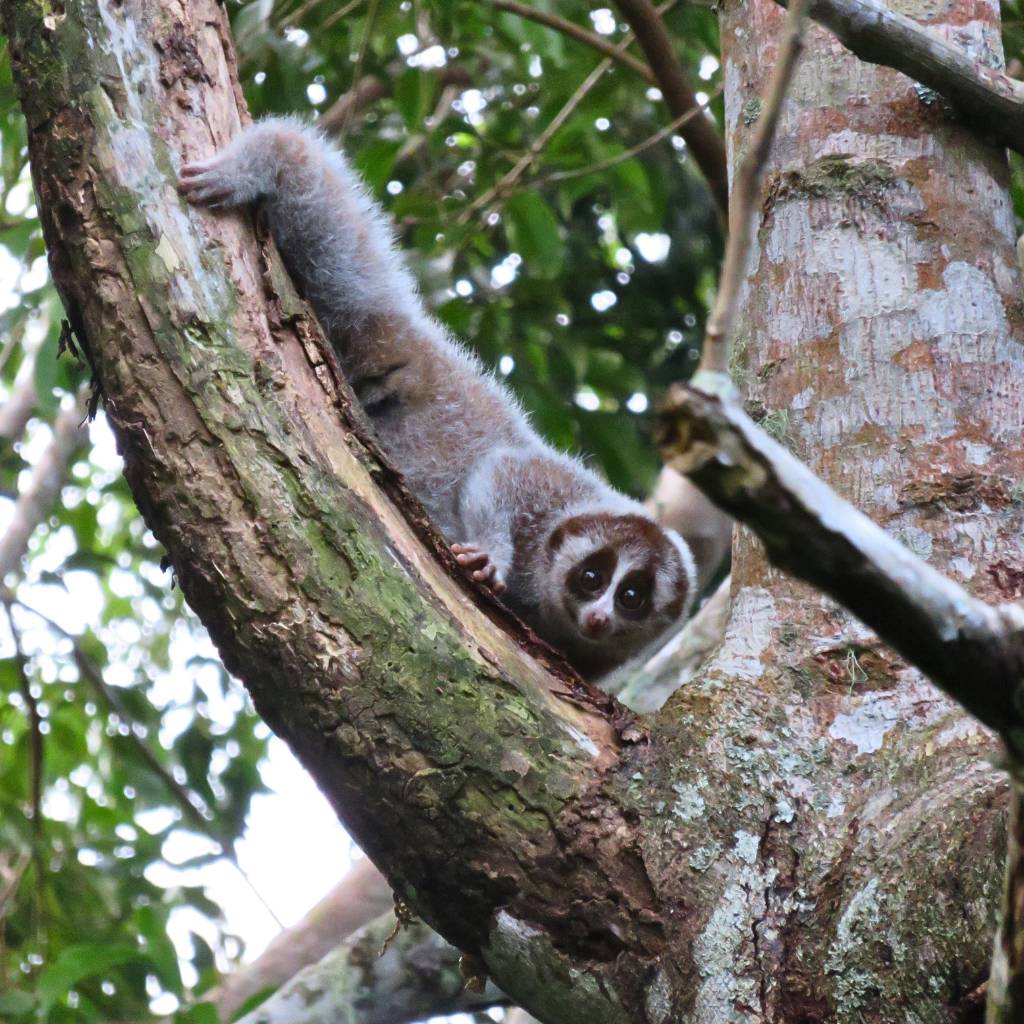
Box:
665, 528, 698, 617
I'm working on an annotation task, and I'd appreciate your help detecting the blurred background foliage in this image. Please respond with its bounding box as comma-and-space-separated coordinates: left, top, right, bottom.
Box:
0, 0, 724, 1020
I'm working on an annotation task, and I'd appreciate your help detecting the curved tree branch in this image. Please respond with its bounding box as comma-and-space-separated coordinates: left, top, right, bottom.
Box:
4, 0, 1017, 1019
1, 3, 657, 1018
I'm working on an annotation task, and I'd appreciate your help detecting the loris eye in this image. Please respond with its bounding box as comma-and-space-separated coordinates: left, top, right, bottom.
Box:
578, 567, 605, 592
616, 584, 649, 612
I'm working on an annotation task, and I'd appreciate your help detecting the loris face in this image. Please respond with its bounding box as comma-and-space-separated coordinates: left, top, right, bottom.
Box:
540, 513, 695, 674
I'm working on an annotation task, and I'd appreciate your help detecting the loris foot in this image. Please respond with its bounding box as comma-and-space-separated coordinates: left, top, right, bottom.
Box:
451, 544, 507, 595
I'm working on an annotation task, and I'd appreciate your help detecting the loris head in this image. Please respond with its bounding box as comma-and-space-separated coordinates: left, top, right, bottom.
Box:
539, 512, 696, 676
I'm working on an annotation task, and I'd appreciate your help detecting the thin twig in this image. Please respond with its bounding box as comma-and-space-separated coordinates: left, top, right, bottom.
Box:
0, 851, 30, 920
338, 0, 382, 142
458, 60, 611, 225
458, 0, 682, 225
486, 0, 656, 84
2, 603, 43, 836
699, 0, 807, 377
277, 0, 328, 28
613, 0, 730, 214
531, 82, 724, 188
321, 0, 366, 34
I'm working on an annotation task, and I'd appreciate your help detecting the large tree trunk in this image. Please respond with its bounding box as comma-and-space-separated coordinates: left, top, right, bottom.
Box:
3, 0, 1019, 1021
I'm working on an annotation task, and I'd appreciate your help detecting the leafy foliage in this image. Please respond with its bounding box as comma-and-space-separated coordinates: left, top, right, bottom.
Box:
0, 1, 727, 1020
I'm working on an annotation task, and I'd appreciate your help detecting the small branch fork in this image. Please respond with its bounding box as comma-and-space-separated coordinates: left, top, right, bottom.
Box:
776, 0, 1024, 156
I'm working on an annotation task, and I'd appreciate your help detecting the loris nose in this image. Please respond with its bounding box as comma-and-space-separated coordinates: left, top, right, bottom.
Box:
582, 609, 611, 638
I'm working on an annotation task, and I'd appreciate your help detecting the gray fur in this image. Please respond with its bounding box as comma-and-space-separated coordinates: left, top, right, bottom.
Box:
179, 118, 695, 676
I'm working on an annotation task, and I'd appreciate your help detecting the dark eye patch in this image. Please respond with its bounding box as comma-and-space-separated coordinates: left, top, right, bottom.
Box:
615, 570, 653, 620
567, 546, 616, 600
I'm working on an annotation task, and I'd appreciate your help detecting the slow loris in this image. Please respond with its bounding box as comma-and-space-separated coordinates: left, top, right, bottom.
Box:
179, 119, 695, 677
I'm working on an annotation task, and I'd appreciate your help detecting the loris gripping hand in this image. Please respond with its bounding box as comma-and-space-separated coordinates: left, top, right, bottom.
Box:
180, 119, 696, 677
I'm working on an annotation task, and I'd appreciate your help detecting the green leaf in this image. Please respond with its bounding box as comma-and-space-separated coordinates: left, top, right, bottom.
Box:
37, 943, 142, 1009
394, 69, 424, 131
504, 193, 564, 280
175, 1002, 220, 1024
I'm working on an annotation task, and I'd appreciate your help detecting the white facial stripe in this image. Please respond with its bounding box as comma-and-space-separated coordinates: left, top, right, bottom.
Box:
556, 533, 601, 568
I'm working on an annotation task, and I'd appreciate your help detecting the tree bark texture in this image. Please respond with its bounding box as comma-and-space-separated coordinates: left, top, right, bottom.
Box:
2, 0, 1020, 1021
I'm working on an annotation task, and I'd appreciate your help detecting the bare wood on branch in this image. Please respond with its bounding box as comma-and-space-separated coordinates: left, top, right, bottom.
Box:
658, 382, 1024, 754
776, 0, 1024, 155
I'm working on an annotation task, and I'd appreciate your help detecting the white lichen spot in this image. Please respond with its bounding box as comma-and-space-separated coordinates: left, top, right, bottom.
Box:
791, 386, 814, 410
644, 968, 674, 1024
774, 798, 796, 823
963, 441, 991, 466
828, 681, 944, 755
688, 843, 722, 872
950, 556, 976, 580
692, 883, 763, 1022
732, 831, 760, 865
562, 724, 600, 759
897, 525, 932, 559
827, 793, 846, 818
824, 878, 893, 1013
718, 587, 775, 681
154, 233, 182, 273
934, 716, 986, 748
671, 783, 706, 822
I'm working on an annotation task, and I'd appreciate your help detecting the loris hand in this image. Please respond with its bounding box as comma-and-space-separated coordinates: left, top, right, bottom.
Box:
178, 122, 298, 209
451, 544, 507, 595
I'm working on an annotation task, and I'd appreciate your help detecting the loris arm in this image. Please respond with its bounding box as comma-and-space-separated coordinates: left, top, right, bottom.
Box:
451, 450, 519, 597
178, 118, 426, 368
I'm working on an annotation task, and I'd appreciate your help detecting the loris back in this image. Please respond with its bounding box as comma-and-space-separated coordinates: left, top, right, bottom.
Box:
180, 119, 694, 676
